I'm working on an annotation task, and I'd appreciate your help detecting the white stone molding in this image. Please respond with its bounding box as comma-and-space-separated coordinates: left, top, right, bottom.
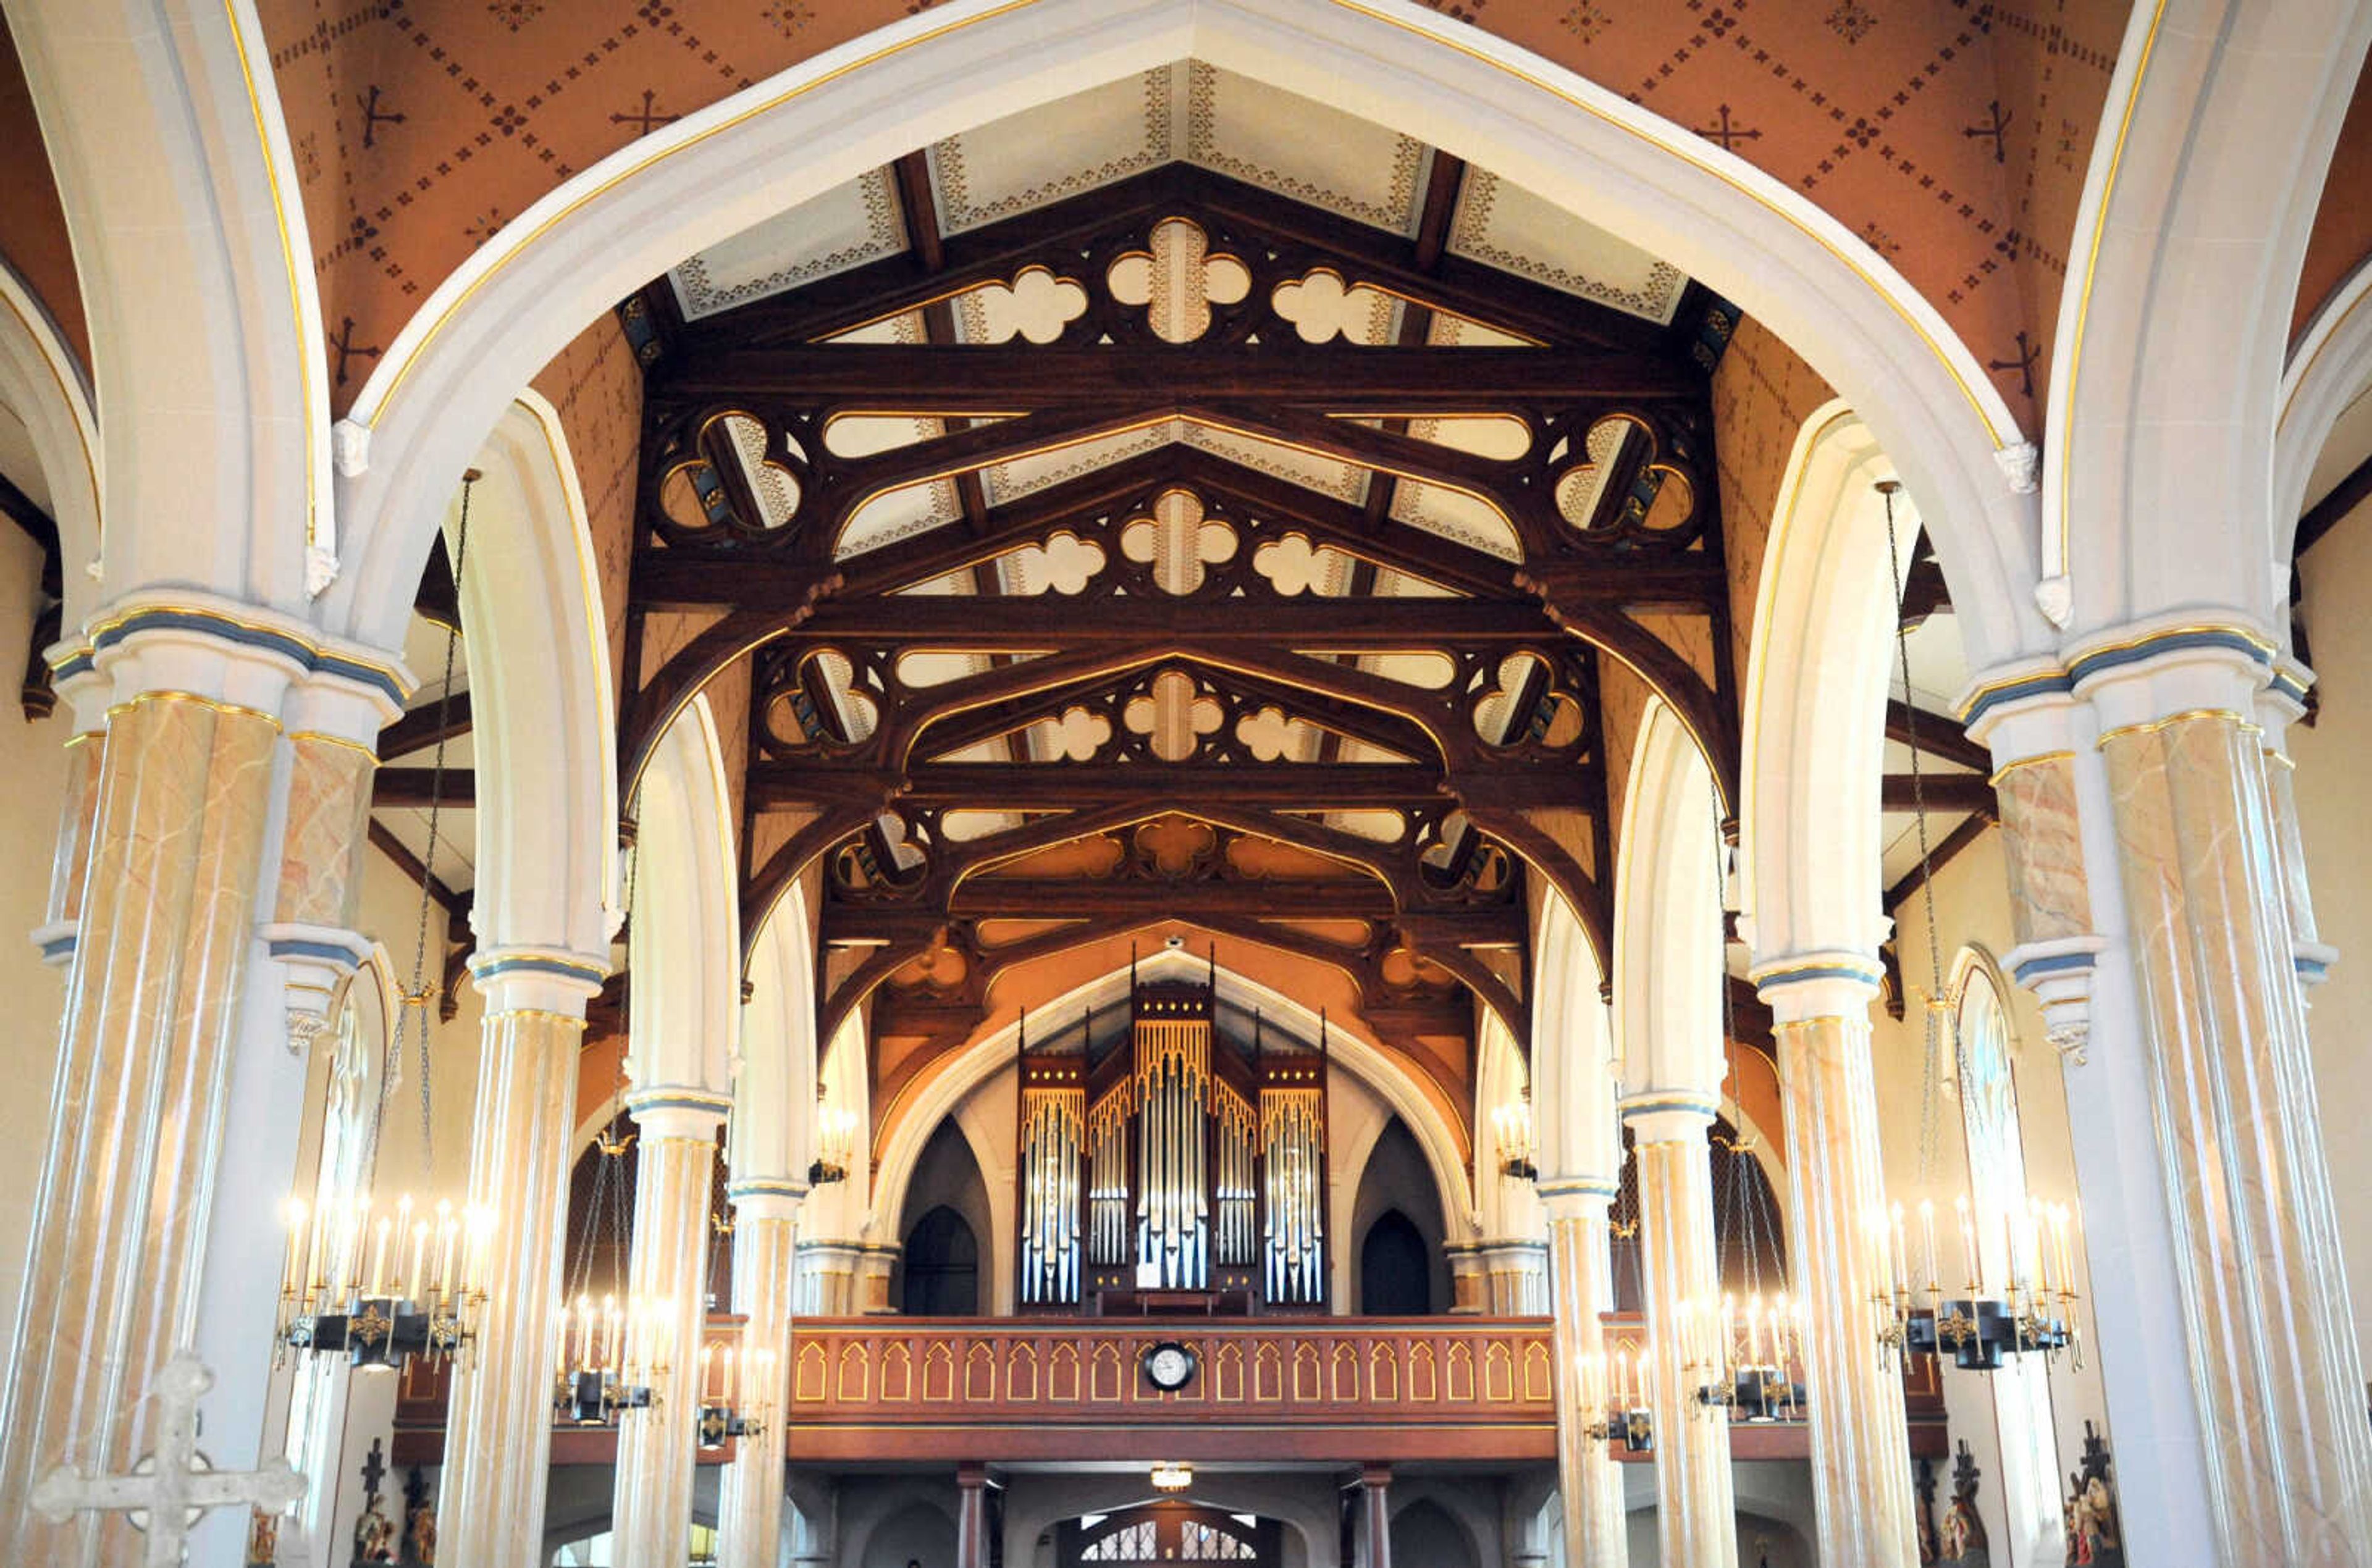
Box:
627, 697, 740, 1099
324, 0, 2046, 677
736, 879, 822, 1188
1613, 699, 1728, 1102
2042, 0, 2372, 640
1736, 407, 1898, 970
9, 0, 330, 618
0, 258, 101, 631
2276, 253, 2372, 576
455, 395, 621, 965
1528, 885, 1620, 1192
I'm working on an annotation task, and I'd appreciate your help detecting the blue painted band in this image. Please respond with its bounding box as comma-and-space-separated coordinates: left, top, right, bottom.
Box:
2011, 950, 2097, 984
471, 953, 608, 984
2066, 628, 2271, 687
1754, 960, 1883, 994
40, 934, 77, 961
268, 937, 369, 965
1961, 670, 2073, 727
2296, 955, 2330, 980
86, 608, 406, 705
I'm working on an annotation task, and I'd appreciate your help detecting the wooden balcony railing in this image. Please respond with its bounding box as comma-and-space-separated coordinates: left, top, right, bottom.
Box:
390, 1312, 1947, 1467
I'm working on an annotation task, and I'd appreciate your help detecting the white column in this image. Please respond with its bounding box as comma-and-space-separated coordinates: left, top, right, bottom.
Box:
610, 1092, 729, 1566
439, 958, 604, 1566
1625, 1102, 1736, 1568
1542, 1183, 1626, 1568
718, 1185, 802, 1568
1754, 966, 1919, 1568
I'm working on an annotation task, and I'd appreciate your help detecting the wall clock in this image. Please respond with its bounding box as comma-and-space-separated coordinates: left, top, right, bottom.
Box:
1143, 1340, 1198, 1391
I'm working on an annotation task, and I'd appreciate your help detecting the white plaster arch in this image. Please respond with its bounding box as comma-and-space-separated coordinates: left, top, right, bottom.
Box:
1736, 406, 1899, 971
734, 877, 820, 1186
862, 948, 1477, 1254
625, 695, 738, 1097
1531, 884, 1619, 1188
840, 1480, 959, 1568
326, 0, 2046, 679
802, 1010, 875, 1244
0, 259, 100, 631
2043, 0, 2372, 639
1472, 1006, 1542, 1241
11, 0, 335, 622
454, 394, 619, 966
999, 1470, 1340, 1568
1612, 698, 1726, 1102
2277, 256, 2372, 571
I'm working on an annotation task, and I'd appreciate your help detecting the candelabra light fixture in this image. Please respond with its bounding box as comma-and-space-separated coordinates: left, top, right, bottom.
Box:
1492, 1089, 1539, 1184
551, 1293, 672, 1425
1578, 1348, 1654, 1452
695, 1341, 778, 1449
1869, 1196, 2082, 1372
1676, 1294, 1807, 1422
1150, 1462, 1193, 1493
810, 1086, 857, 1188
277, 1194, 495, 1370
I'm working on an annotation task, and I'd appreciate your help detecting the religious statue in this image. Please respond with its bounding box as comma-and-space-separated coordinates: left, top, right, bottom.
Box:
403, 1465, 437, 1565
1938, 1440, 1990, 1567
354, 1496, 399, 1564
245, 1508, 279, 1566
1914, 1456, 1940, 1565
2063, 1420, 2125, 1567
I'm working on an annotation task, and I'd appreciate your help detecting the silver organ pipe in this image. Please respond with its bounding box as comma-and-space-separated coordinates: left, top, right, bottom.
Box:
1261, 1086, 1326, 1306
1018, 1082, 1084, 1306
1214, 1086, 1257, 1268
1087, 1088, 1132, 1269
1133, 1008, 1211, 1291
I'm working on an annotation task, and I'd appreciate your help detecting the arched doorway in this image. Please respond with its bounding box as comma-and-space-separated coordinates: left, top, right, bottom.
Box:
1058, 1504, 1276, 1567
901, 1207, 980, 1317
1360, 1212, 1430, 1317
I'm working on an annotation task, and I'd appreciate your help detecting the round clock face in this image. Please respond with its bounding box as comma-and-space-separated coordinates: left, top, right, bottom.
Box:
1145, 1343, 1196, 1390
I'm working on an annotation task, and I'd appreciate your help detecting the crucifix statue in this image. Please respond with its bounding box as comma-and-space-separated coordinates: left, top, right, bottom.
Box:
30, 1353, 306, 1568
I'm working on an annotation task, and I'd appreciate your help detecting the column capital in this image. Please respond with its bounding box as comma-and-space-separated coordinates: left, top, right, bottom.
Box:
2066, 611, 2284, 731
73, 589, 414, 719
1359, 1462, 1392, 1490
469, 947, 607, 1016
1618, 1094, 1717, 1143
1750, 953, 1882, 1021
625, 1087, 731, 1141
726, 1180, 809, 1221
1536, 1179, 1619, 1222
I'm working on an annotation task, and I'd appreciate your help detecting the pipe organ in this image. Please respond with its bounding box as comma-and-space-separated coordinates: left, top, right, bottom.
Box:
1015, 976, 1329, 1314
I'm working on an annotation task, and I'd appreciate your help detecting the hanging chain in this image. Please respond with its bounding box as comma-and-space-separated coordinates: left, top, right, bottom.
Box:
1883, 482, 1954, 1188
368, 475, 474, 1189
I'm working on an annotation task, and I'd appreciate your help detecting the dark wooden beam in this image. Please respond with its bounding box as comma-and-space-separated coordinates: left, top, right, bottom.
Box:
0, 469, 61, 581
679, 166, 1681, 358
2298, 449, 2372, 559
368, 818, 471, 926
755, 760, 1597, 811
1879, 773, 1995, 816
1898, 555, 1951, 629
374, 768, 477, 810
1882, 811, 1994, 913
774, 595, 1563, 647
891, 151, 947, 274
1885, 700, 1990, 773
654, 344, 1698, 407
378, 690, 474, 761
1411, 153, 1466, 276
414, 532, 462, 629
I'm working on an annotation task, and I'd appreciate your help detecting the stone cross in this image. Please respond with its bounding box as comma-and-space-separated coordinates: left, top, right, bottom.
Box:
31, 1353, 306, 1568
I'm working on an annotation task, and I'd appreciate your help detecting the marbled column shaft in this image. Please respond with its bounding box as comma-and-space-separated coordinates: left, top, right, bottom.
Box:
274, 734, 377, 929
2101, 708, 2372, 1562
611, 1117, 722, 1566
1772, 1005, 1919, 1568
1633, 1118, 1737, 1568
1546, 1196, 1626, 1568
0, 692, 280, 1567
438, 998, 589, 1566
2260, 745, 2325, 961
41, 727, 102, 936
718, 1197, 799, 1568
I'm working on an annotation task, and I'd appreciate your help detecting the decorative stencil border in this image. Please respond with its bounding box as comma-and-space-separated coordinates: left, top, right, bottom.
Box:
1449, 169, 1686, 321
1186, 62, 1425, 237
671, 167, 903, 319
931, 69, 1176, 233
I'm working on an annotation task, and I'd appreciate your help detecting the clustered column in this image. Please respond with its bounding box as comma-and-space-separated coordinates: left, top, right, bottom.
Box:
2084, 643, 2372, 1560
717, 1183, 804, 1568
1542, 1183, 1626, 1568
1757, 967, 1919, 1568
610, 1091, 731, 1565
0, 614, 368, 1566
1626, 1102, 1737, 1568
437, 958, 604, 1565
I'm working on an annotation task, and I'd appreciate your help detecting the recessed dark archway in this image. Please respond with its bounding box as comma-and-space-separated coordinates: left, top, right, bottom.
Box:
900, 1205, 980, 1317
1360, 1210, 1431, 1317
